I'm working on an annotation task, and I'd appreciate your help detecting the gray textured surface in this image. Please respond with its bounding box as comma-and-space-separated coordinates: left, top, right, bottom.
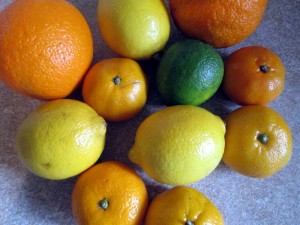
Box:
1, 0, 300, 224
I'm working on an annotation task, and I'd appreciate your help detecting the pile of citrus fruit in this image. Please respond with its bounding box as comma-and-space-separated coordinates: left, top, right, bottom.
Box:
0, 0, 293, 224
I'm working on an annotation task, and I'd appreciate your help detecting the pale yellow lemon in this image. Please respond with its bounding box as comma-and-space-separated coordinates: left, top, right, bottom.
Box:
16, 99, 107, 180
128, 105, 225, 185
97, 0, 170, 60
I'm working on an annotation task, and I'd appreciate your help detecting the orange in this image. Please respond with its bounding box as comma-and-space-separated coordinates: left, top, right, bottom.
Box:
222, 46, 285, 105
222, 106, 293, 178
145, 186, 224, 225
72, 161, 148, 225
169, 0, 268, 48
0, 0, 93, 100
82, 58, 148, 122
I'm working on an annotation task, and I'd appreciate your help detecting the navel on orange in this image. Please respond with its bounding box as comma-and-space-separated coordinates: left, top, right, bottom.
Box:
72, 161, 148, 225
82, 58, 148, 122
223, 106, 293, 178
222, 46, 285, 105
0, 0, 93, 100
170, 0, 268, 48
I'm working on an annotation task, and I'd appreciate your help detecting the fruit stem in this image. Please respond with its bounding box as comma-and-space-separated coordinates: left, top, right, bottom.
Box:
113, 76, 121, 85
185, 220, 195, 225
257, 133, 269, 144
260, 65, 270, 73
98, 198, 109, 210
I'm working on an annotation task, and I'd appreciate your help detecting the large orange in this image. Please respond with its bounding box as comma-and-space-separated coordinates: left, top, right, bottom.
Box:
222, 106, 293, 178
82, 58, 148, 122
169, 0, 268, 48
222, 46, 285, 105
0, 0, 93, 100
72, 161, 148, 225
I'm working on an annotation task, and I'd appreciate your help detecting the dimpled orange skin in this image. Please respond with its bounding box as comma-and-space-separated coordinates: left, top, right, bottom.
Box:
222, 46, 285, 105
72, 161, 149, 225
169, 0, 268, 48
145, 186, 224, 225
0, 0, 93, 100
82, 58, 148, 122
222, 106, 293, 178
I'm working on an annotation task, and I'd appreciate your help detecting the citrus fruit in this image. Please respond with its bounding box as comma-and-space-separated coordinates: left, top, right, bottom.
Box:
222, 106, 293, 178
72, 161, 148, 225
222, 46, 285, 105
97, 0, 170, 60
169, 0, 268, 48
128, 105, 225, 185
16, 99, 106, 180
0, 0, 93, 100
82, 58, 148, 122
145, 186, 224, 225
156, 39, 224, 106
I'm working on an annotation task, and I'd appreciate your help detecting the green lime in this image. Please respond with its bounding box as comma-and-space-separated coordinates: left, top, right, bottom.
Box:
156, 39, 224, 105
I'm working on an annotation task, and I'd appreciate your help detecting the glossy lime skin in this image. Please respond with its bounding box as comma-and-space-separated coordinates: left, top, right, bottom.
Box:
156, 39, 224, 105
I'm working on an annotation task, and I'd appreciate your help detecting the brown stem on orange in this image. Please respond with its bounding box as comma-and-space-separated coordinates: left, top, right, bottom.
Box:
98, 198, 109, 210
260, 65, 270, 73
113, 75, 121, 85
257, 133, 269, 144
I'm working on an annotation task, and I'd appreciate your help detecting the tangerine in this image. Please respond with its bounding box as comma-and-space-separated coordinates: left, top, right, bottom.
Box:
145, 186, 224, 225
0, 0, 93, 100
222, 46, 285, 105
82, 58, 148, 122
222, 106, 293, 178
72, 161, 148, 225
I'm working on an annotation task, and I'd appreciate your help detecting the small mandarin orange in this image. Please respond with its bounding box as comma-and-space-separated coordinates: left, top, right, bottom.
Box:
82, 58, 148, 122
223, 106, 293, 178
145, 186, 224, 225
72, 161, 148, 225
223, 46, 285, 105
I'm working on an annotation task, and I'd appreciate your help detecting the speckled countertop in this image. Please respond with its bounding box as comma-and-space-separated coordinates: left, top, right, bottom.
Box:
1, 1, 300, 224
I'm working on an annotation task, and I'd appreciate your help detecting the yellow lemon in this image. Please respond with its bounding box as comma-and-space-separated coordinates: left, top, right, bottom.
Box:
97, 0, 170, 60
16, 99, 107, 180
128, 105, 225, 185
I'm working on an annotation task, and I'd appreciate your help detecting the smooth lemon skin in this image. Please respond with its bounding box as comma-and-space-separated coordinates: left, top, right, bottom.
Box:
97, 0, 171, 60
145, 186, 224, 225
128, 105, 225, 185
16, 99, 107, 180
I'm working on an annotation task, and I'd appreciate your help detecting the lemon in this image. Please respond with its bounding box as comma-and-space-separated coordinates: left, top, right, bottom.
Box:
97, 0, 170, 60
16, 99, 107, 180
128, 105, 225, 185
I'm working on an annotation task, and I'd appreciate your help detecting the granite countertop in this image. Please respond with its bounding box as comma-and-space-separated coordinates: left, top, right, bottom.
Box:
1, 1, 299, 224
